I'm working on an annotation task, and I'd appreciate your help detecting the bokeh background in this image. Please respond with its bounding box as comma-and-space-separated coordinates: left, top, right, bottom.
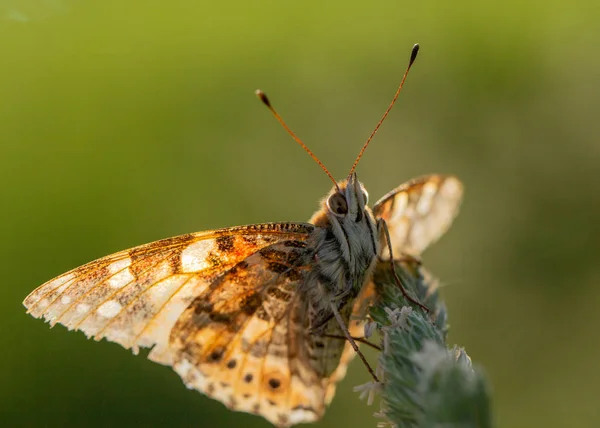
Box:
2, 1, 599, 427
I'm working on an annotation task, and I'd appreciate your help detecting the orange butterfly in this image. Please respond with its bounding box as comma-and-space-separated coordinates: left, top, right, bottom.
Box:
24, 45, 463, 427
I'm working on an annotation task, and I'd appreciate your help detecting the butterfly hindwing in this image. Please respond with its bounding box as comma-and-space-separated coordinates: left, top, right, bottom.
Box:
373, 175, 463, 257
167, 240, 328, 426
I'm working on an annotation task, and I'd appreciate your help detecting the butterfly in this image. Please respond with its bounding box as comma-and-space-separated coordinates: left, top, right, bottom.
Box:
23, 45, 463, 427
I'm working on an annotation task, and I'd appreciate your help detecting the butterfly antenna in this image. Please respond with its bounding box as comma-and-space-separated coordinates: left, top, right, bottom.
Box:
348, 43, 420, 176
255, 89, 339, 190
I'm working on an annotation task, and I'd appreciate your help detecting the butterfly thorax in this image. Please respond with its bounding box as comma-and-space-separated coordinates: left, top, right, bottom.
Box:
305, 173, 380, 322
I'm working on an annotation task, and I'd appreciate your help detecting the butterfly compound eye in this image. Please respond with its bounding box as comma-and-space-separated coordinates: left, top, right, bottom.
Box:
327, 193, 348, 217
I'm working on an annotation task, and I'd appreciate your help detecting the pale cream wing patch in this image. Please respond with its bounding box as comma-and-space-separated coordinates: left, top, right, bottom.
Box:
23, 223, 312, 358
373, 175, 463, 258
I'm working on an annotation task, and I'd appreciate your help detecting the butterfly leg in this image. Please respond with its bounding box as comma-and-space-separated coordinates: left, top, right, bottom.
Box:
318, 333, 382, 351
329, 301, 379, 382
377, 219, 430, 313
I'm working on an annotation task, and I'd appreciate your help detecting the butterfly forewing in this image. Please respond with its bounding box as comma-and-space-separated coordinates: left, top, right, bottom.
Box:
23, 223, 312, 353
373, 175, 463, 258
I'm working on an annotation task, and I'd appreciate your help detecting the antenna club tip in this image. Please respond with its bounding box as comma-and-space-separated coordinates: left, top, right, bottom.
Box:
255, 89, 271, 107
410, 44, 420, 65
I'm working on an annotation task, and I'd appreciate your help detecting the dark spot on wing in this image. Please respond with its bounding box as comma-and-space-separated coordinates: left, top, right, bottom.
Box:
287, 249, 304, 265
267, 262, 289, 274
259, 247, 287, 262
209, 348, 224, 362
207, 252, 223, 268
234, 260, 249, 270
126, 234, 195, 277
227, 359, 237, 369
286, 267, 303, 282
129, 233, 194, 261
216, 235, 235, 252
242, 234, 257, 244
241, 293, 262, 315
267, 286, 292, 302
180, 342, 202, 361
283, 240, 307, 248
268, 378, 281, 389
189, 298, 232, 327
244, 373, 253, 383
193, 300, 213, 314
208, 311, 232, 323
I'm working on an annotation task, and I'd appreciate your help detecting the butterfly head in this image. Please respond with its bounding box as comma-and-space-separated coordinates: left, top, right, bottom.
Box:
312, 172, 378, 252
325, 172, 370, 222
309, 171, 379, 292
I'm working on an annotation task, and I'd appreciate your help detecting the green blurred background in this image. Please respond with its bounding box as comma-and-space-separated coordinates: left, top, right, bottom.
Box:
2, 1, 599, 427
